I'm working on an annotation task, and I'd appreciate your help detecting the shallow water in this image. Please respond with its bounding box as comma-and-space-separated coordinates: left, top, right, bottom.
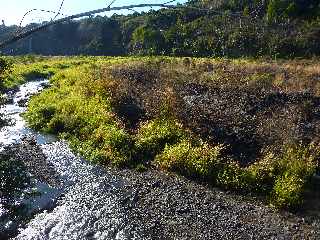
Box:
15, 142, 140, 240
0, 81, 140, 239
0, 80, 56, 150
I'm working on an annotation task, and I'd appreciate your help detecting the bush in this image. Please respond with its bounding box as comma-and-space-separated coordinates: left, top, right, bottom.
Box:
271, 174, 305, 208
66, 126, 134, 167
24, 102, 56, 130
246, 152, 279, 193
157, 141, 319, 209
92, 125, 134, 167
245, 144, 318, 208
0, 57, 12, 91
269, 144, 318, 208
135, 118, 187, 161
156, 140, 226, 179
0, 57, 12, 75
216, 161, 254, 190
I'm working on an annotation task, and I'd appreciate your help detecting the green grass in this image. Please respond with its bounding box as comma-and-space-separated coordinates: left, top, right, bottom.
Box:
17, 56, 320, 209
135, 117, 187, 162
0, 55, 100, 91
24, 61, 135, 167
156, 140, 226, 179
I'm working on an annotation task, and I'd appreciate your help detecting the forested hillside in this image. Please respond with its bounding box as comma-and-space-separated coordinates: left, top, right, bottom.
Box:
0, 0, 319, 57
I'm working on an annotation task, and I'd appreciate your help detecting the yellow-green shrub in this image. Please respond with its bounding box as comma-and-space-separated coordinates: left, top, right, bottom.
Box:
157, 140, 318, 209
156, 140, 226, 179
246, 152, 280, 193
25, 62, 134, 167
135, 118, 187, 161
271, 174, 305, 208
216, 161, 254, 190
269, 144, 318, 208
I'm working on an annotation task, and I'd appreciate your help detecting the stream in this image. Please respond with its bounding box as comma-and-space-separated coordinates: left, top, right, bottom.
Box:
0, 80, 140, 239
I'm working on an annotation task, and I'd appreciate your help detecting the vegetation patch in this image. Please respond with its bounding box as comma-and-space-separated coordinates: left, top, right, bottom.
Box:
135, 117, 187, 162
156, 141, 226, 180
0, 56, 95, 92
24, 60, 135, 167
0, 57, 12, 91
22, 56, 320, 209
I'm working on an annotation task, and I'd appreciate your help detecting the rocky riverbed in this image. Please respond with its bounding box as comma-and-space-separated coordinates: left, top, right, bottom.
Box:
1, 140, 318, 240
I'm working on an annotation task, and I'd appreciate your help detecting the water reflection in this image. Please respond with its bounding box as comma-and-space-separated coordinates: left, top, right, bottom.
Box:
0, 80, 56, 150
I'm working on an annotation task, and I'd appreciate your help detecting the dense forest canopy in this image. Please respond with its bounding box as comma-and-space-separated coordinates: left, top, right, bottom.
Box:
0, 0, 319, 57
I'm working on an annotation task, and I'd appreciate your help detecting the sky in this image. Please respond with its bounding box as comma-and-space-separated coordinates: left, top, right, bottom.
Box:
0, 0, 187, 26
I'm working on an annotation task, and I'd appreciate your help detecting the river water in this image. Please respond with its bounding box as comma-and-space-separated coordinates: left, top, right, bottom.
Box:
0, 81, 141, 239
0, 80, 56, 149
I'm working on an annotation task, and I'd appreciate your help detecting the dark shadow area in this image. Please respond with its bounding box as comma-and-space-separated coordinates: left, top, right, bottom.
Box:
113, 96, 146, 130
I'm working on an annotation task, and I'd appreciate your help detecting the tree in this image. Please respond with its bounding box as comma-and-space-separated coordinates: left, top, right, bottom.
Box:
132, 26, 165, 55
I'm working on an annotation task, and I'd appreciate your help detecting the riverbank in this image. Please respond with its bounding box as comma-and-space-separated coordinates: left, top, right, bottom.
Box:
22, 56, 320, 210
1, 138, 319, 239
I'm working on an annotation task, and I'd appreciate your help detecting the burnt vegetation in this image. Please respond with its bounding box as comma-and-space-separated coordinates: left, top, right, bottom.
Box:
106, 59, 320, 166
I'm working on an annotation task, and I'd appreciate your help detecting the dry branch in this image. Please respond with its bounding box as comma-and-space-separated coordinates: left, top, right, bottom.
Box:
18, 9, 67, 30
